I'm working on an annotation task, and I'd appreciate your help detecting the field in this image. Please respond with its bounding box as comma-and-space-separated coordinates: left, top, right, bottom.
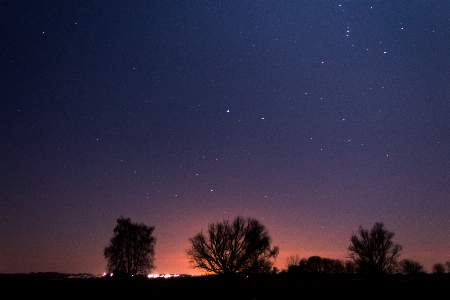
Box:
1, 274, 449, 299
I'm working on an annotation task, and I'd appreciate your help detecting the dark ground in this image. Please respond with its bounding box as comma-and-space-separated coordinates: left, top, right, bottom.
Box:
1, 274, 449, 299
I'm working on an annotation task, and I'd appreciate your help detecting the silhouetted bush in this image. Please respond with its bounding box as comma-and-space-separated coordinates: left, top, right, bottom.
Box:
398, 259, 425, 275
285, 255, 350, 275
432, 263, 445, 274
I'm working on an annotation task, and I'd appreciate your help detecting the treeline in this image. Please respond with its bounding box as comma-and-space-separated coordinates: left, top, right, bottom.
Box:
284, 255, 450, 276
284, 255, 356, 275
103, 216, 449, 277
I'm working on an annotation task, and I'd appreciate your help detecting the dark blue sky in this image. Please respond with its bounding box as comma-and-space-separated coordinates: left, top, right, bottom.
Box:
1, 1, 449, 274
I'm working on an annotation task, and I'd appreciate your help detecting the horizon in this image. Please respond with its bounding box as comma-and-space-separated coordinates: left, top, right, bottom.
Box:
1, 216, 445, 276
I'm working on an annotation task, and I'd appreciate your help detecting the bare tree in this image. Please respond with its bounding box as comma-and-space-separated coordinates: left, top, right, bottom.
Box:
445, 261, 450, 273
104, 217, 156, 276
348, 222, 402, 275
432, 263, 445, 274
398, 259, 425, 275
286, 254, 302, 269
187, 216, 279, 274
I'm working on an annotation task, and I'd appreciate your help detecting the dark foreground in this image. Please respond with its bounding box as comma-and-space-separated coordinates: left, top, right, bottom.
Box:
1, 274, 449, 299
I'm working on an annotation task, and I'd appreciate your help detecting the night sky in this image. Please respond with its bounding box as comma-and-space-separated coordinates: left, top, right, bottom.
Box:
1, 1, 449, 275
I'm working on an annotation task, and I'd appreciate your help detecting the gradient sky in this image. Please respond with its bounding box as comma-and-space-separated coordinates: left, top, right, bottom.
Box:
1, 1, 449, 275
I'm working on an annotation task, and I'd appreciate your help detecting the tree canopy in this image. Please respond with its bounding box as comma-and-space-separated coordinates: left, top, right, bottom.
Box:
348, 222, 402, 275
104, 217, 156, 276
187, 216, 279, 274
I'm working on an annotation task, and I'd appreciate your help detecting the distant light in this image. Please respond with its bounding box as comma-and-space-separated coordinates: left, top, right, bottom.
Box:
147, 273, 181, 279
226, 109, 230, 113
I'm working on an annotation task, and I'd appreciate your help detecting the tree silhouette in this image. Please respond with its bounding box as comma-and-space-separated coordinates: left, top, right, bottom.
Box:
104, 217, 156, 276
286, 255, 346, 275
348, 222, 402, 275
286, 254, 302, 269
344, 260, 357, 274
306, 256, 324, 274
398, 259, 425, 275
187, 216, 279, 274
323, 258, 345, 274
432, 263, 445, 274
